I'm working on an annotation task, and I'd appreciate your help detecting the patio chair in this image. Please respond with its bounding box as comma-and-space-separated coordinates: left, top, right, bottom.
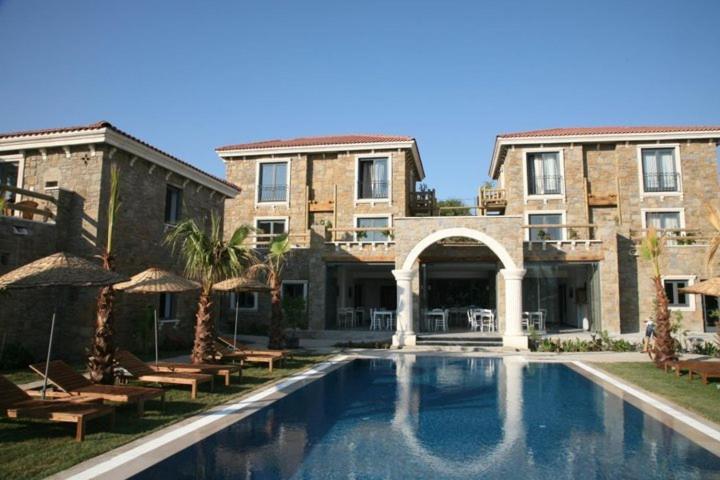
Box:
151, 361, 241, 387
467, 310, 480, 331
28, 360, 164, 415
115, 350, 214, 399
215, 337, 287, 372
687, 362, 720, 384
0, 375, 114, 441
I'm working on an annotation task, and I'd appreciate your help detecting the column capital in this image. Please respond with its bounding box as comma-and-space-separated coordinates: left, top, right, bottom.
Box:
392, 269, 414, 282
501, 268, 526, 281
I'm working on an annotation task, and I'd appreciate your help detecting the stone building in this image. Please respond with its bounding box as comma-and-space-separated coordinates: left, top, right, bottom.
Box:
219, 127, 720, 349
0, 121, 239, 359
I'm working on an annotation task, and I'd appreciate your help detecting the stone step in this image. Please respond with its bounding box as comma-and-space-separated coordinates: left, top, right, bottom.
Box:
416, 338, 503, 347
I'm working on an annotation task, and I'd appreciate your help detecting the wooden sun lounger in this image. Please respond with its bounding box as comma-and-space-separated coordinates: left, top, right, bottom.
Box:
28, 360, 165, 415
0, 375, 114, 441
687, 362, 720, 384
116, 350, 214, 399
663, 359, 710, 377
213, 339, 286, 372
152, 361, 241, 387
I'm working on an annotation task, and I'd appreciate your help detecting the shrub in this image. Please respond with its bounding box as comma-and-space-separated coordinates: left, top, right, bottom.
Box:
282, 296, 308, 330
529, 330, 639, 353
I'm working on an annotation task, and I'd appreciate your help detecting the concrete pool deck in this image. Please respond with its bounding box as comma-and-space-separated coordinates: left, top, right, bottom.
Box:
49, 350, 720, 479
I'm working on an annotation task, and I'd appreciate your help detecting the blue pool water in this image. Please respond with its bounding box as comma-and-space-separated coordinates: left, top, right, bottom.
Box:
133, 357, 720, 479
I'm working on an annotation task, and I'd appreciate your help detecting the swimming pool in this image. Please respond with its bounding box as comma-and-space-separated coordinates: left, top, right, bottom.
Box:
132, 356, 720, 479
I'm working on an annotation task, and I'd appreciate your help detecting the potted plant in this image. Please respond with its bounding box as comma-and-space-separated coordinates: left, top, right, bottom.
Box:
282, 296, 307, 349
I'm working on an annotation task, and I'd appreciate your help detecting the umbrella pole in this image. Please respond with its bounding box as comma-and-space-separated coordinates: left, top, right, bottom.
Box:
154, 309, 159, 367
41, 311, 56, 400
233, 295, 240, 350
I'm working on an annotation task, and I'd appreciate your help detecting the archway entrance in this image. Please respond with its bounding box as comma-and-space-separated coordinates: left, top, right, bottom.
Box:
393, 227, 527, 349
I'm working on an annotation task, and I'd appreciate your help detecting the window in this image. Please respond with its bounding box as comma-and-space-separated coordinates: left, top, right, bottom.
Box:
0, 156, 21, 203
664, 278, 691, 309
230, 292, 257, 311
165, 185, 182, 224
357, 157, 389, 200
256, 218, 287, 245
258, 162, 288, 203
355, 216, 390, 242
641, 148, 679, 193
159, 293, 177, 319
645, 211, 682, 244
526, 151, 562, 196
282, 281, 308, 300
528, 213, 563, 241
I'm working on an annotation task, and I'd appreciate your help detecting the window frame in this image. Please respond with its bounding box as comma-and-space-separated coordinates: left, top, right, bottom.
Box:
661, 275, 696, 311
229, 291, 258, 312
636, 144, 682, 198
641, 208, 685, 245
354, 154, 392, 203
164, 184, 183, 225
255, 158, 291, 206
281, 280, 308, 301
0, 153, 24, 204
524, 210, 566, 241
522, 148, 565, 201
353, 214, 392, 243
254, 216, 288, 247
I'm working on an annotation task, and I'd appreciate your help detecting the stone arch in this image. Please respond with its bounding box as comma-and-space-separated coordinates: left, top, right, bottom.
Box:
400, 227, 519, 271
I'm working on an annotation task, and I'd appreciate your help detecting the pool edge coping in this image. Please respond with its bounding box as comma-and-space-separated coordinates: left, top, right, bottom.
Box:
571, 360, 720, 456
49, 354, 354, 480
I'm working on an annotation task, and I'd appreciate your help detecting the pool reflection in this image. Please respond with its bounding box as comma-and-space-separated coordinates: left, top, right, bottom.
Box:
133, 357, 720, 479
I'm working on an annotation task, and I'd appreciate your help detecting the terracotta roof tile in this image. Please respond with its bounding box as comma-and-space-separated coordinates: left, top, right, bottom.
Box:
216, 134, 414, 152
0, 121, 239, 192
498, 126, 720, 138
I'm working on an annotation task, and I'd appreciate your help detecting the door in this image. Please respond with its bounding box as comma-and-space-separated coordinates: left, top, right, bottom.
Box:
702, 294, 719, 332
380, 285, 397, 310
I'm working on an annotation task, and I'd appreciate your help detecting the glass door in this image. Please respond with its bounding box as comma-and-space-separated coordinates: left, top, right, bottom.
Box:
0, 160, 20, 202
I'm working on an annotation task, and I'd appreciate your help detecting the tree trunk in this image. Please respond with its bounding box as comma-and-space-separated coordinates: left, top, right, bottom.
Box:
268, 278, 286, 350
652, 275, 676, 366
191, 289, 216, 364
88, 253, 116, 384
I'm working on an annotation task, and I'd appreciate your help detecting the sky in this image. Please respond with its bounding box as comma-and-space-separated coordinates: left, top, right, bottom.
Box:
1, 0, 719, 201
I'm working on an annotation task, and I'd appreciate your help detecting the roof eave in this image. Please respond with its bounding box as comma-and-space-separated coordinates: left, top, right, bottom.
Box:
489, 130, 720, 178
217, 139, 426, 180
0, 128, 239, 198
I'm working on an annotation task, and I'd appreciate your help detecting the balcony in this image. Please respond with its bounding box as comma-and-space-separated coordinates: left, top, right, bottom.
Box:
479, 188, 506, 213
642, 172, 681, 193
0, 185, 57, 223
523, 223, 603, 260
629, 228, 712, 247
247, 231, 310, 249
409, 189, 436, 216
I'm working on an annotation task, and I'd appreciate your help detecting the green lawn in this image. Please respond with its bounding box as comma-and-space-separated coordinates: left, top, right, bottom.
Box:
0, 354, 329, 480
596, 362, 720, 424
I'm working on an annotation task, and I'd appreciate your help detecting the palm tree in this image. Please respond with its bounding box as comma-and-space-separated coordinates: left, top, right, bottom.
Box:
705, 203, 720, 266
165, 214, 253, 363
88, 164, 121, 384
247, 234, 292, 349
639, 227, 675, 365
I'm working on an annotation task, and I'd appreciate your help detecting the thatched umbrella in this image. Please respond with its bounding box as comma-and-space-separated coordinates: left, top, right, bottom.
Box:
0, 252, 128, 398
679, 278, 720, 296
213, 277, 271, 349
114, 268, 200, 365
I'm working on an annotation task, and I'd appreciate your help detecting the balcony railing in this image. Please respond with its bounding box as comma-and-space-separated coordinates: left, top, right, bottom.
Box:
258, 184, 288, 203
527, 175, 563, 195
357, 181, 388, 200
248, 231, 310, 248
523, 223, 598, 242
479, 188, 507, 210
642, 172, 680, 193
0, 185, 57, 223
410, 189, 436, 216
630, 228, 712, 246
327, 227, 395, 244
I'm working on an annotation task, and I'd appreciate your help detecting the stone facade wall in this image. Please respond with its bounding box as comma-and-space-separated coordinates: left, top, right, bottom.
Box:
0, 143, 228, 360
222, 148, 418, 330
498, 139, 720, 333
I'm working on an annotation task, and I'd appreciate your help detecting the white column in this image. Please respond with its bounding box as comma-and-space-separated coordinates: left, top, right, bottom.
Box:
501, 268, 528, 350
392, 269, 416, 348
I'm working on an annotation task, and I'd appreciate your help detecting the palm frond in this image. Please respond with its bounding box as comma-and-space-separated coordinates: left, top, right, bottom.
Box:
705, 203, 720, 266
706, 203, 720, 232
639, 227, 664, 277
